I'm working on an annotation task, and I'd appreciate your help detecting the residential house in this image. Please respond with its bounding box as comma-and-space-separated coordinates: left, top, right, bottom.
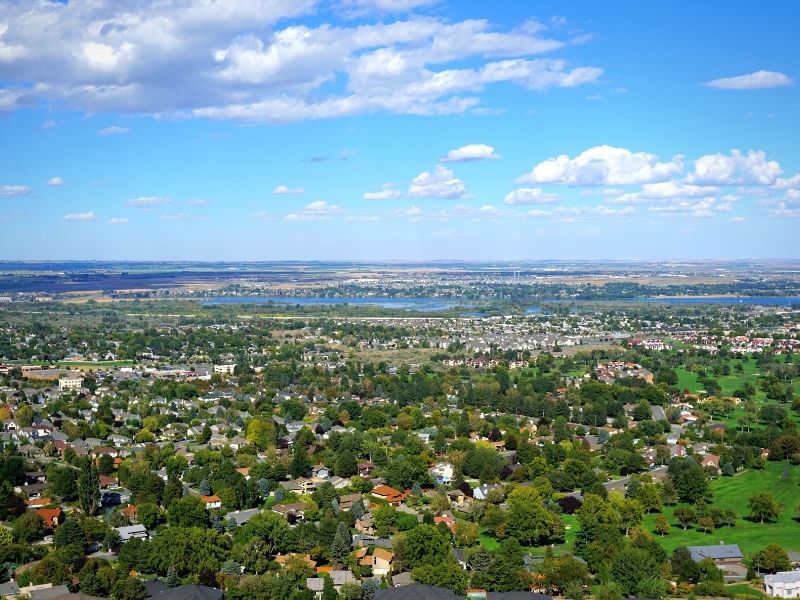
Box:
764, 571, 800, 598
429, 462, 454, 486
36, 507, 63, 529
200, 495, 222, 509
116, 524, 149, 542
371, 485, 408, 506
306, 571, 359, 598
224, 508, 261, 527
359, 547, 394, 576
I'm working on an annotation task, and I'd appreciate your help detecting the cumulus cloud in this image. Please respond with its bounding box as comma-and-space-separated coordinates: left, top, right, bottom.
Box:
517, 145, 684, 186
98, 126, 131, 136
126, 196, 172, 208
160, 213, 204, 221
504, 187, 558, 205
394, 205, 423, 218
64, 211, 95, 221
273, 185, 305, 195
47, 176, 64, 186
408, 165, 467, 198
108, 217, 128, 224
440, 143, 500, 162
364, 183, 402, 200
285, 200, 343, 221
687, 149, 782, 186
0, 184, 31, 197
608, 182, 719, 205
0, 2, 601, 122
705, 70, 792, 90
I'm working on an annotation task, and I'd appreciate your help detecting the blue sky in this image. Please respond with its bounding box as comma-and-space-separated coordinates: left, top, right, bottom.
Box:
0, 0, 798, 260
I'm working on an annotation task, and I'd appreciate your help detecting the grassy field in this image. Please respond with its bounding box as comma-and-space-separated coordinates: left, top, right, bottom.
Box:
643, 461, 800, 557
726, 583, 769, 599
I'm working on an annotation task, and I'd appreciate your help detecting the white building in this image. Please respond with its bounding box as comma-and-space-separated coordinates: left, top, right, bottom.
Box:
213, 364, 236, 375
765, 571, 800, 598
58, 377, 84, 391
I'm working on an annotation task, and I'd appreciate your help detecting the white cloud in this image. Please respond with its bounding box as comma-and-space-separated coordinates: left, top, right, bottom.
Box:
553, 205, 635, 220
345, 215, 381, 222
285, 200, 343, 221
478, 204, 502, 218
504, 187, 558, 205
160, 213, 204, 222
687, 149, 782, 186
0, 184, 30, 197
251, 210, 272, 219
338, 0, 440, 17
525, 209, 551, 218
364, 183, 402, 200
731, 216, 746, 222
273, 185, 304, 195
47, 176, 64, 186
517, 145, 684, 186
408, 165, 467, 199
126, 196, 172, 208
186, 198, 208, 206
609, 182, 719, 204
394, 205, 423, 218
440, 143, 500, 162
64, 211, 95, 221
705, 70, 792, 90
648, 198, 718, 218
108, 217, 128, 224
0, 2, 601, 122
98, 126, 131, 136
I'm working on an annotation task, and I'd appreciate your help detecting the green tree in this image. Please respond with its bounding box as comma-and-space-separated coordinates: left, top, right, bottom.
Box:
747, 491, 781, 523
136, 503, 164, 530
668, 459, 710, 503
654, 514, 670, 537
671, 546, 701, 583
329, 522, 351, 565
504, 486, 564, 545
167, 496, 210, 528
335, 449, 358, 478
611, 547, 660, 596
394, 524, 451, 570
78, 462, 101, 516
53, 518, 87, 548
47, 465, 79, 501
411, 556, 469, 595
289, 445, 311, 478
751, 544, 792, 574
321, 574, 336, 600
112, 576, 148, 600
13, 511, 45, 543
674, 507, 696, 530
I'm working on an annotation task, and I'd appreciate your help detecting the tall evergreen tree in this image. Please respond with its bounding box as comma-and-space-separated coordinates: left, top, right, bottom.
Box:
77, 462, 100, 516
330, 521, 352, 564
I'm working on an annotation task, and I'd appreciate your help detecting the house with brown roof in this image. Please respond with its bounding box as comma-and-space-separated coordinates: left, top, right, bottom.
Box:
200, 495, 222, 509
371, 485, 408, 506
36, 507, 63, 529
359, 547, 393, 576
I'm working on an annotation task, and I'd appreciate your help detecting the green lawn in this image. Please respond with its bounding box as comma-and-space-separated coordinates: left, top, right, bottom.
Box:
726, 583, 769, 599
643, 461, 800, 557
676, 368, 703, 394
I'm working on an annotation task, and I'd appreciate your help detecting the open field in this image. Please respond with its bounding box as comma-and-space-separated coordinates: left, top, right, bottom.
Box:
643, 461, 800, 557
